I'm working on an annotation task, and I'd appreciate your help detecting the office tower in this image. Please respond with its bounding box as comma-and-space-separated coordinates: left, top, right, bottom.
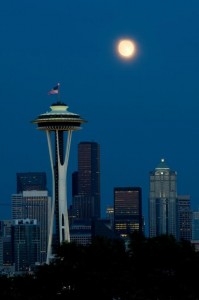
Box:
72, 142, 100, 220
177, 195, 192, 241
70, 220, 92, 246
12, 190, 51, 264
16, 172, 47, 193
106, 206, 114, 230
72, 171, 78, 197
191, 210, 199, 251
0, 220, 13, 274
114, 187, 142, 239
12, 219, 40, 273
0, 229, 3, 268
72, 195, 95, 220
32, 101, 86, 263
70, 219, 117, 246
192, 210, 199, 240
12, 194, 24, 220
149, 158, 177, 238
92, 218, 117, 240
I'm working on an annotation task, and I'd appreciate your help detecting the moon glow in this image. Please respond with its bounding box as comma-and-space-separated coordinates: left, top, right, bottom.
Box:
117, 39, 136, 59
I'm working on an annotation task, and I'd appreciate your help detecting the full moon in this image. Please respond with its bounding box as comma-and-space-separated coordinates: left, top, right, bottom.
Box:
117, 39, 136, 59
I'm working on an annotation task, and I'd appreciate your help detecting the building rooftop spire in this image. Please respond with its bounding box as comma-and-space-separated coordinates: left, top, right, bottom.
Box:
156, 158, 169, 169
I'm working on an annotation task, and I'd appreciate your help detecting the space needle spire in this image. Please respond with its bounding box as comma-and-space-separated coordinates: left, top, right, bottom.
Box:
32, 84, 86, 264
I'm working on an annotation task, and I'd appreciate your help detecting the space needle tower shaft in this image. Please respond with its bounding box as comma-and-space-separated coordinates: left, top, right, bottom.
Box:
32, 94, 86, 264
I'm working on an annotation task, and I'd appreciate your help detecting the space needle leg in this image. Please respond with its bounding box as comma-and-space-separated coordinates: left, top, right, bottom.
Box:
46, 130, 55, 264
56, 130, 73, 243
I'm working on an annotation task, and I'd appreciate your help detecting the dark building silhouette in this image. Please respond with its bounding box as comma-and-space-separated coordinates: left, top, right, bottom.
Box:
69, 219, 118, 246
72, 171, 78, 197
177, 195, 192, 241
92, 219, 119, 240
72, 195, 95, 220
16, 172, 47, 193
72, 141, 101, 220
114, 187, 143, 240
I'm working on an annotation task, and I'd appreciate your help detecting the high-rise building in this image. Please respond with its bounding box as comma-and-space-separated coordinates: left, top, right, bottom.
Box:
106, 206, 114, 230
32, 99, 86, 263
72, 195, 95, 220
149, 158, 177, 238
192, 210, 199, 240
70, 220, 92, 246
0, 220, 13, 269
12, 219, 40, 273
72, 141, 100, 220
114, 187, 143, 240
72, 171, 78, 197
11, 190, 51, 264
177, 195, 192, 241
16, 172, 47, 193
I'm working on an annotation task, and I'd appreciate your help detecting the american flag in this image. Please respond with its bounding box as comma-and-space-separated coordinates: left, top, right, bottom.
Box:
48, 83, 60, 95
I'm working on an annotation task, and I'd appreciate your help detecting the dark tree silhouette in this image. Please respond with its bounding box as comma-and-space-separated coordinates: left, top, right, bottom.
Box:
0, 234, 199, 299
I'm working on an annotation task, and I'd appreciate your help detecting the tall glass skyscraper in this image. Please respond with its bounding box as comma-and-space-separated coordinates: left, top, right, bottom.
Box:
149, 158, 177, 238
72, 141, 101, 220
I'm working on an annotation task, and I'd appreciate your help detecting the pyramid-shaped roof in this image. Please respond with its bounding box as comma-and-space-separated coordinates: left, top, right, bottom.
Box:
156, 158, 169, 170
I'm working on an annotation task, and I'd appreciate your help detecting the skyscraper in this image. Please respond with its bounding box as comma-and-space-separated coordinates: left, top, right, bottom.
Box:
0, 220, 13, 270
16, 172, 47, 193
177, 195, 192, 241
11, 190, 51, 263
32, 100, 86, 263
114, 187, 143, 239
191, 210, 199, 251
149, 158, 177, 238
192, 210, 199, 240
72, 141, 100, 220
12, 219, 40, 273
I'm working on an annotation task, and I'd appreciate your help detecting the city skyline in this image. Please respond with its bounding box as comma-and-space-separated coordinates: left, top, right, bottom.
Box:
2, 154, 196, 235
0, 1, 199, 226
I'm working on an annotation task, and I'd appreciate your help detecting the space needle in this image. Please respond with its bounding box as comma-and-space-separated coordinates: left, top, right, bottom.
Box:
32, 83, 86, 263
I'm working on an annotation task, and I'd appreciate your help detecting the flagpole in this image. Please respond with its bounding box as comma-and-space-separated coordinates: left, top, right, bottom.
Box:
58, 83, 61, 103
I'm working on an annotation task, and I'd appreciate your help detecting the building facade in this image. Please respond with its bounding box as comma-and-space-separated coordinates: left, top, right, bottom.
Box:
0, 220, 13, 270
177, 195, 192, 241
12, 190, 51, 264
114, 187, 143, 240
192, 210, 199, 240
16, 172, 47, 193
106, 206, 114, 230
70, 220, 92, 246
12, 219, 40, 273
72, 141, 101, 220
149, 159, 177, 238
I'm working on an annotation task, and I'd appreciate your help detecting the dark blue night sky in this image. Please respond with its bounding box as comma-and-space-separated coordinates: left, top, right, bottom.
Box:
1, 1, 199, 231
